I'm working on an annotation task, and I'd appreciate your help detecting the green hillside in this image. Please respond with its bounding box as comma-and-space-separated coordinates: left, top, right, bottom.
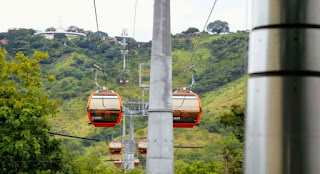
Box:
0, 28, 248, 173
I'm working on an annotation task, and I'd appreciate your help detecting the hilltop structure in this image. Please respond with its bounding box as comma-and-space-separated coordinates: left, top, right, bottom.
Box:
34, 27, 86, 40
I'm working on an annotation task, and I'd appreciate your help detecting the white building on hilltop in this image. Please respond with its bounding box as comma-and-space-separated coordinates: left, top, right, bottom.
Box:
34, 27, 86, 40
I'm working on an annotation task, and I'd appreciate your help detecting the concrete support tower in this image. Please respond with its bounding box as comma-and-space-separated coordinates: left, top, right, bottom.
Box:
122, 114, 127, 168
146, 0, 174, 173
127, 113, 135, 169
245, 0, 320, 173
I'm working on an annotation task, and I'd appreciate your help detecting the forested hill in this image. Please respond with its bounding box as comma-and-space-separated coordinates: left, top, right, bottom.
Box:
0, 28, 248, 96
0, 28, 248, 173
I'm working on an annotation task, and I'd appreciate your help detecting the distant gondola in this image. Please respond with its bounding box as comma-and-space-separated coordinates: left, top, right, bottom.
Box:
137, 140, 147, 155
87, 90, 123, 127
114, 159, 122, 168
109, 141, 122, 155
172, 91, 201, 128
134, 158, 140, 167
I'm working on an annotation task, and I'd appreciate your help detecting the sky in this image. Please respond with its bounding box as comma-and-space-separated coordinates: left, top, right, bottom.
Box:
0, 0, 248, 42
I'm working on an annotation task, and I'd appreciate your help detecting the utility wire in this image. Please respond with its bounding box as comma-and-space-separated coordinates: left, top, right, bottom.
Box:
10, 156, 224, 164
12, 159, 116, 163
93, 0, 107, 87
132, 0, 138, 39
174, 0, 218, 89
49, 132, 204, 148
49, 132, 100, 142
174, 146, 204, 148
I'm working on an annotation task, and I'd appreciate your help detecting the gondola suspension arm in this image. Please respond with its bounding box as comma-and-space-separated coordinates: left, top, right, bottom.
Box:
94, 64, 107, 90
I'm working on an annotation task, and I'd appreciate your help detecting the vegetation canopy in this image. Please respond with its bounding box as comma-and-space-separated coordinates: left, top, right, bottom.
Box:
0, 23, 248, 173
0, 48, 63, 173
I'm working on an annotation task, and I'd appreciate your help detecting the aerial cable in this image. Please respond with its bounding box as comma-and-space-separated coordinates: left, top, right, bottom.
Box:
49, 132, 101, 142
93, 0, 107, 87
10, 156, 224, 164
125, 0, 139, 101
132, 0, 138, 39
174, 146, 204, 148
174, 0, 218, 89
11, 159, 116, 163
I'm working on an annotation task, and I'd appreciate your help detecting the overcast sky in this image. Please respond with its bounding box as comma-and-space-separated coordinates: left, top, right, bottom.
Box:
0, 0, 248, 42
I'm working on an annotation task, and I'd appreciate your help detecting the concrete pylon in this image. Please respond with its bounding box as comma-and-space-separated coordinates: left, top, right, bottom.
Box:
146, 0, 174, 173
245, 0, 320, 173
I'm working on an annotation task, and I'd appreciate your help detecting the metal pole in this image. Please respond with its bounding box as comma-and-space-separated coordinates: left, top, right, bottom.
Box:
122, 29, 127, 71
245, 0, 320, 173
127, 113, 135, 169
122, 115, 126, 168
142, 89, 145, 115
146, 0, 174, 173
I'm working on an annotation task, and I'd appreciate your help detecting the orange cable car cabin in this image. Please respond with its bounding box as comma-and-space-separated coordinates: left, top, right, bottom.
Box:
109, 141, 122, 155
113, 159, 122, 168
87, 90, 122, 127
172, 91, 201, 128
134, 158, 140, 167
137, 140, 147, 155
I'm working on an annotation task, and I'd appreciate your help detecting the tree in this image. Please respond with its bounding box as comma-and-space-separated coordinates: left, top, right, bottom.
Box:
207, 20, 230, 34
7, 29, 35, 39
182, 27, 200, 34
54, 33, 67, 40
219, 104, 245, 143
176, 161, 218, 174
67, 26, 85, 33
0, 48, 65, 173
45, 27, 56, 32
93, 31, 108, 41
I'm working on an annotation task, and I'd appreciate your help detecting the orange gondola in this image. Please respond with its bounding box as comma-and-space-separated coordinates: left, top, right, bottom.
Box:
134, 158, 140, 167
114, 159, 122, 168
87, 90, 122, 127
137, 140, 147, 155
172, 91, 201, 128
109, 141, 122, 155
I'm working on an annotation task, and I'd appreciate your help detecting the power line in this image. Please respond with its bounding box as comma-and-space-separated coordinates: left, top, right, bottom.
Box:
174, 0, 218, 89
49, 132, 100, 142
174, 146, 204, 148
132, 0, 138, 39
93, 0, 107, 87
12, 159, 116, 163
11, 156, 223, 163
50, 131, 205, 149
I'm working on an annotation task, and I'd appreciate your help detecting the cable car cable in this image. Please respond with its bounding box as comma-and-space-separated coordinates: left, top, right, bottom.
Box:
132, 0, 138, 39
11, 159, 117, 163
48, 132, 101, 142
174, 0, 218, 90
174, 146, 204, 148
9, 155, 225, 164
93, 0, 107, 87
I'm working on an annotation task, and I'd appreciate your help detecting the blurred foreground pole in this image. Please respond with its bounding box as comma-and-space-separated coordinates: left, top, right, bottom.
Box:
146, 0, 174, 173
245, 0, 320, 173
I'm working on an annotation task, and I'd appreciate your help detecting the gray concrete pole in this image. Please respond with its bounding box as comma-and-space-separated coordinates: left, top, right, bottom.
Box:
122, 115, 126, 168
122, 29, 127, 71
127, 113, 135, 169
146, 0, 174, 173
245, 0, 320, 174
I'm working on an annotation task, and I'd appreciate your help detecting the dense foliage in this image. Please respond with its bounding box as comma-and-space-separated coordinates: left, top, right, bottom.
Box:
0, 25, 248, 173
207, 20, 230, 34
0, 48, 64, 173
196, 33, 248, 93
182, 27, 200, 34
